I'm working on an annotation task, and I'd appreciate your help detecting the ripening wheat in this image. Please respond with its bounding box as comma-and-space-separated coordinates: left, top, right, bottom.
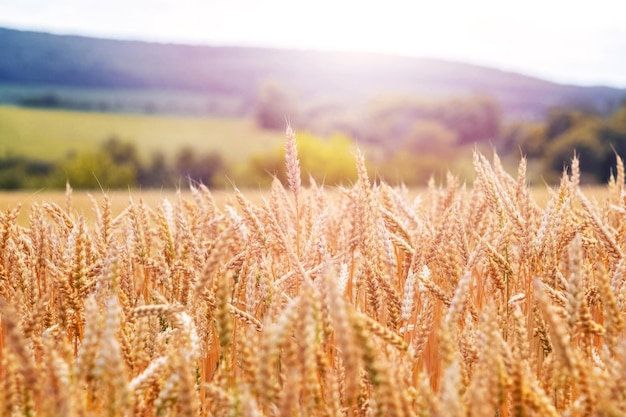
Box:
1, 126, 626, 416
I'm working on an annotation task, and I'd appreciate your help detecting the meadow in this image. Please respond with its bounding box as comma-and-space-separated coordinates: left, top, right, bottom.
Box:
0, 105, 281, 163
0, 128, 625, 416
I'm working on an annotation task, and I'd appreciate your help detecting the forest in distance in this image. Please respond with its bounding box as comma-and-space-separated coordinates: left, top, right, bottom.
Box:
1, 98, 625, 190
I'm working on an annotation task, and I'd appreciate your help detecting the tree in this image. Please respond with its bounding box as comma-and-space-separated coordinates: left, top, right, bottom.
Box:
255, 80, 299, 130
402, 120, 458, 153
0, 156, 55, 189
545, 108, 589, 140
501, 121, 546, 157
59, 151, 137, 189
437, 95, 501, 144
542, 104, 626, 183
359, 94, 501, 147
102, 136, 141, 167
174, 147, 225, 187
138, 151, 171, 188
240, 131, 358, 187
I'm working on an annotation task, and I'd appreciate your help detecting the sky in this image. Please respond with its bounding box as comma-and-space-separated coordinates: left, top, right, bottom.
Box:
1, 0, 625, 88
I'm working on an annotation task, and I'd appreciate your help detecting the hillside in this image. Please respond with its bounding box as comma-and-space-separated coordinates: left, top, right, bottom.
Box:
0, 106, 280, 162
1, 27, 625, 119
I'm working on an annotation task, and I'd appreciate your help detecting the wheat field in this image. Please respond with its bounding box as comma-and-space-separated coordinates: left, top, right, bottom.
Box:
1, 128, 625, 416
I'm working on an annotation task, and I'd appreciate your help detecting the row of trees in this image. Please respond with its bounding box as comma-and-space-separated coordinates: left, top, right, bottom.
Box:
255, 81, 501, 148
0, 134, 362, 190
0, 138, 226, 190
255, 81, 626, 185
2, 92, 625, 189
509, 105, 626, 183
357, 94, 501, 147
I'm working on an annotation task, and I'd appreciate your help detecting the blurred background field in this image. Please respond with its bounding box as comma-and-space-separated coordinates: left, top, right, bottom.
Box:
0, 106, 281, 162
0, 184, 611, 227
0, 3, 625, 191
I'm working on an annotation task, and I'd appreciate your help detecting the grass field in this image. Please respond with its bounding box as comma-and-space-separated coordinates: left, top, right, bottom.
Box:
0, 105, 281, 162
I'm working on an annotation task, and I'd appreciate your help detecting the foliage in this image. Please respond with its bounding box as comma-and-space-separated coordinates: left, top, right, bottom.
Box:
138, 151, 171, 188
402, 120, 458, 153
239, 131, 358, 187
0, 135, 229, 190
0, 156, 55, 189
545, 108, 591, 139
359, 94, 501, 146
376, 151, 448, 186
58, 150, 138, 189
55, 137, 142, 189
500, 121, 546, 157
255, 80, 299, 130
377, 147, 478, 186
522, 104, 626, 183
173, 146, 226, 187
3, 96, 626, 190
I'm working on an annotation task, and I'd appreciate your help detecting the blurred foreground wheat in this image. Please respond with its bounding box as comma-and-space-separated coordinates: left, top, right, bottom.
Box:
1, 129, 626, 416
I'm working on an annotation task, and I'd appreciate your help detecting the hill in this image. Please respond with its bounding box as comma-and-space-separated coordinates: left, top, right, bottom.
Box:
1, 27, 625, 119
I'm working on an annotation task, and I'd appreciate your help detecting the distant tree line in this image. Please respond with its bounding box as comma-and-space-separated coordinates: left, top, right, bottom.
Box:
0, 134, 364, 190
255, 82, 626, 185
2, 85, 626, 189
505, 104, 626, 183
255, 81, 500, 142
0, 137, 226, 190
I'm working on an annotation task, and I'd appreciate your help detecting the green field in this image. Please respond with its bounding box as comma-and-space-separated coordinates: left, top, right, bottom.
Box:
0, 105, 282, 162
